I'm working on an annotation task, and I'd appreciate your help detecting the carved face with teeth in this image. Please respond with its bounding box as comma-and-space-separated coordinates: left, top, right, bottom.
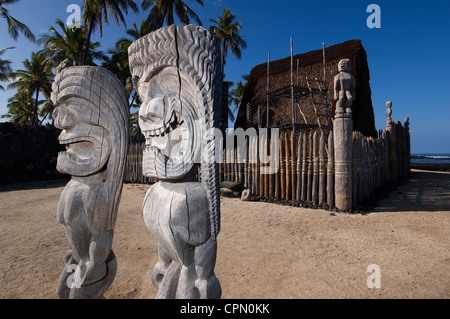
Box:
53, 96, 111, 177
137, 66, 201, 180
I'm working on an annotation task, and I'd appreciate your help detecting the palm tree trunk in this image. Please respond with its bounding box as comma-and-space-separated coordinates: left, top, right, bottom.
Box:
82, 22, 93, 65
129, 92, 137, 108
34, 85, 40, 128
39, 110, 50, 126
222, 42, 227, 66
168, 7, 174, 25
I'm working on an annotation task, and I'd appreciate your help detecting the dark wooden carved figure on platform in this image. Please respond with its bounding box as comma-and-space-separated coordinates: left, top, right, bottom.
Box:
334, 58, 356, 115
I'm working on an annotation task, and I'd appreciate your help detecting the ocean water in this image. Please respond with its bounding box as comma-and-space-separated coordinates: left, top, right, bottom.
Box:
411, 153, 450, 164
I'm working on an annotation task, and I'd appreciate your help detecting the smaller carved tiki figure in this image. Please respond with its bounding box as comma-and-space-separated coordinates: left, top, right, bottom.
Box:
386, 101, 393, 126
334, 58, 356, 115
51, 66, 129, 298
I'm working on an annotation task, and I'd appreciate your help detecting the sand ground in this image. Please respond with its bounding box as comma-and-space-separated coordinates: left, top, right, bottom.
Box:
0, 169, 449, 299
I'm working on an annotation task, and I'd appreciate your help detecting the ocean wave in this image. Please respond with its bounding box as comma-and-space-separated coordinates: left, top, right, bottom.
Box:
411, 154, 450, 164
413, 154, 450, 159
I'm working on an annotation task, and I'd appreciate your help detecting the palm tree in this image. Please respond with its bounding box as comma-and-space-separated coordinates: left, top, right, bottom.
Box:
0, 47, 14, 90
222, 80, 235, 123
103, 19, 151, 137
1, 94, 37, 125
209, 8, 247, 66
82, 0, 139, 64
39, 19, 107, 70
141, 0, 203, 31
102, 18, 151, 88
229, 78, 247, 114
0, 0, 35, 41
8, 52, 53, 127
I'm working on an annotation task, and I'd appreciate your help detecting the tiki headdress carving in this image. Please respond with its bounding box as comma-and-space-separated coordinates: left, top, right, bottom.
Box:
128, 24, 222, 238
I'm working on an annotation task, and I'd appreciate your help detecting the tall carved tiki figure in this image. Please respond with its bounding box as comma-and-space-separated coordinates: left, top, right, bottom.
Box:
128, 24, 222, 299
52, 66, 129, 298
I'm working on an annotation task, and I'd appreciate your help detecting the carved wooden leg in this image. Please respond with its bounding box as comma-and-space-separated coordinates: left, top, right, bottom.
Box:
194, 237, 221, 299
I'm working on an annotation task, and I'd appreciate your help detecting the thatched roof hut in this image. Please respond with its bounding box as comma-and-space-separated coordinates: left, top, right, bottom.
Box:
234, 39, 377, 138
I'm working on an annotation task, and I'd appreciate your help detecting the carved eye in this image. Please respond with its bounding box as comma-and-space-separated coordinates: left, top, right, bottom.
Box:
140, 114, 161, 122
138, 82, 151, 99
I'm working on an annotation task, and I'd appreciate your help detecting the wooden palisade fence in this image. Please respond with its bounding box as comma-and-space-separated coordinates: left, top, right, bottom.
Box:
219, 118, 410, 209
124, 142, 157, 184
124, 105, 410, 210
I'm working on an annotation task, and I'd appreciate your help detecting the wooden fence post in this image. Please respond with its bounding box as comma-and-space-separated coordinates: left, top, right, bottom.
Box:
269, 134, 274, 198
312, 131, 319, 205
327, 132, 335, 208
333, 111, 353, 211
285, 131, 291, 200
307, 132, 313, 202
301, 132, 307, 201
296, 132, 302, 201
291, 131, 296, 200
280, 132, 285, 199
319, 131, 327, 205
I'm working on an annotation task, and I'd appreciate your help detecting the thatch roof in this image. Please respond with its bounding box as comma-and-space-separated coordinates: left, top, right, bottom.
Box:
234, 39, 377, 138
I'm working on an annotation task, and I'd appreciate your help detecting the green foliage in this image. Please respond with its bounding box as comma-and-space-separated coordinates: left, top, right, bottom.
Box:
81, 0, 139, 64
38, 19, 107, 69
209, 8, 247, 66
141, 0, 203, 31
102, 19, 151, 89
229, 76, 247, 113
6, 52, 54, 127
0, 0, 36, 41
0, 47, 14, 91
227, 74, 248, 123
1, 94, 38, 125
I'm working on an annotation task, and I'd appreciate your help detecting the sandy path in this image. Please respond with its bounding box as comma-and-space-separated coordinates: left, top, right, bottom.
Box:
0, 170, 448, 299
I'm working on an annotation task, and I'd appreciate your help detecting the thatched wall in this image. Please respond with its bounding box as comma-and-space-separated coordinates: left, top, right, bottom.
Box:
235, 39, 377, 138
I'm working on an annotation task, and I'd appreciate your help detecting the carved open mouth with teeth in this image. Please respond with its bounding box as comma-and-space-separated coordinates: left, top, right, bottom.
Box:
56, 127, 111, 176
59, 137, 96, 164
139, 94, 200, 180
142, 111, 184, 140
141, 109, 189, 163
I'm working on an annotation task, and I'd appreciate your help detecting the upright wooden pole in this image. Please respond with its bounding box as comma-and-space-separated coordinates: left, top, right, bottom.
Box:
259, 137, 263, 197
285, 132, 291, 200
244, 137, 249, 189
290, 131, 296, 201
307, 132, 313, 202
290, 37, 296, 140
322, 42, 327, 90
264, 136, 269, 198
312, 131, 319, 205
301, 132, 308, 201
250, 136, 255, 195
327, 132, 334, 208
334, 112, 353, 210
296, 132, 302, 201
280, 132, 286, 199
267, 52, 270, 128
269, 135, 274, 198
319, 131, 326, 205
274, 133, 280, 200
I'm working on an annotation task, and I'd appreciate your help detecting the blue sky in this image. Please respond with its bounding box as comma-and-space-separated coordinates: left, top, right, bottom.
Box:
1, 0, 449, 153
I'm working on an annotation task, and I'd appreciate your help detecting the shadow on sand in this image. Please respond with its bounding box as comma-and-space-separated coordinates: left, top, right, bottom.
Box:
368, 170, 450, 213
0, 178, 69, 193
1, 170, 449, 213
